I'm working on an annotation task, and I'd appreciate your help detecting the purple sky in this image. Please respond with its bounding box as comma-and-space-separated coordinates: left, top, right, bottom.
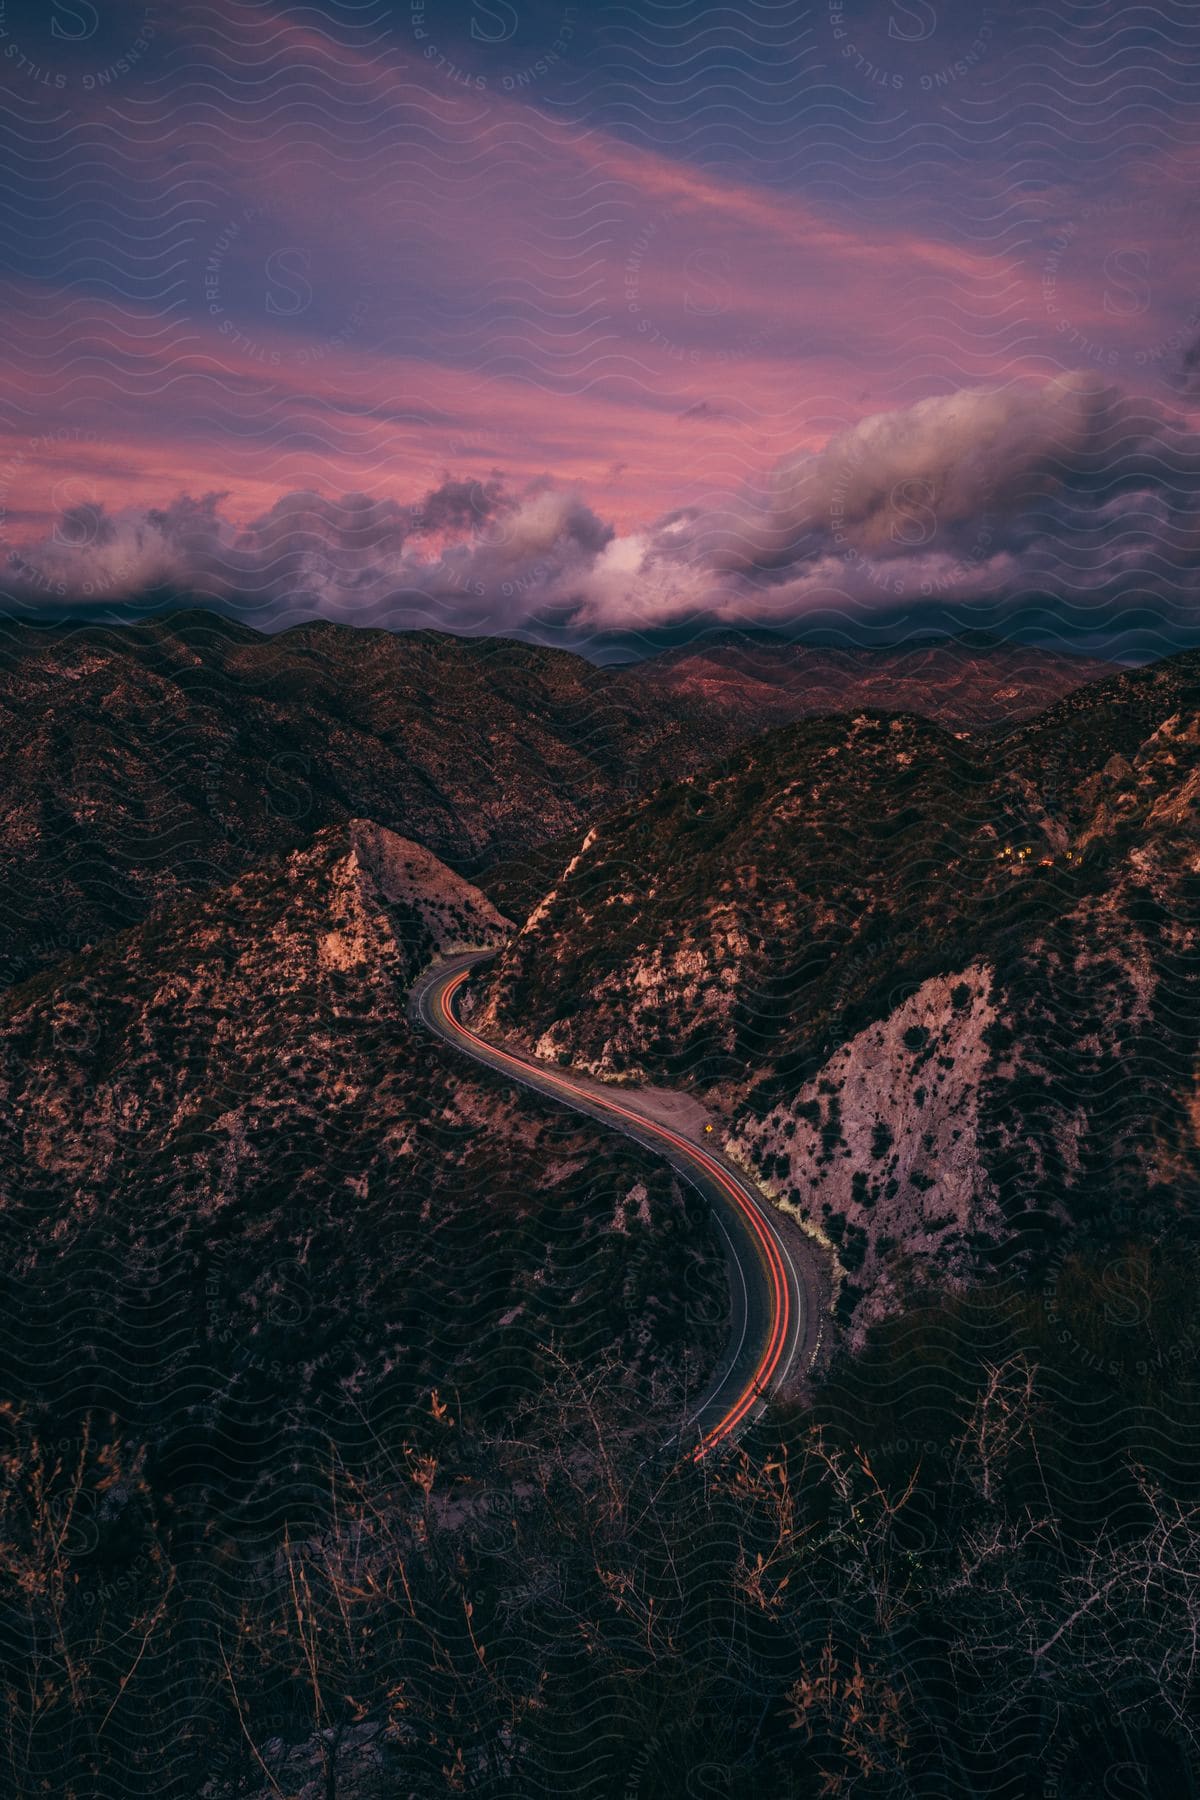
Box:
2, 0, 1200, 654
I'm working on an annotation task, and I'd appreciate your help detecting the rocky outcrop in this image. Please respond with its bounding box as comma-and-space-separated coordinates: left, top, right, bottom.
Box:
732, 964, 1005, 1342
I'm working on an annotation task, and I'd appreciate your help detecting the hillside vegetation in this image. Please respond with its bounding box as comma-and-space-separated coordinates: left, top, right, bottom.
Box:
484, 653, 1200, 1335
0, 615, 1114, 987
0, 820, 724, 1497
0, 613, 741, 988
0, 625, 1193, 1796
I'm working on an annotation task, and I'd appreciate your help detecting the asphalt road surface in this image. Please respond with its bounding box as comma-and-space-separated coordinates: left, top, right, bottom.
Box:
411, 950, 813, 1460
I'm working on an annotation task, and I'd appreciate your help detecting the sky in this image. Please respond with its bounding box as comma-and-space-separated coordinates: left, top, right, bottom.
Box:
2, 0, 1200, 657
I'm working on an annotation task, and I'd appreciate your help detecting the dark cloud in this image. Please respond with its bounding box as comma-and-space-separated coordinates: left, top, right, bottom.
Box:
5, 376, 1200, 657
0, 476, 613, 632
571, 376, 1200, 654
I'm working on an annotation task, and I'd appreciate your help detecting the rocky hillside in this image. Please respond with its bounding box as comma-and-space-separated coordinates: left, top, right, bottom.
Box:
482, 653, 1200, 1339
0, 614, 1109, 987
0, 820, 725, 1505
637, 630, 1114, 734
0, 612, 746, 989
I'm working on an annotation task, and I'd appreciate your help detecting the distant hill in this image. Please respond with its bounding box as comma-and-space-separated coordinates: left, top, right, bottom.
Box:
634, 631, 1116, 734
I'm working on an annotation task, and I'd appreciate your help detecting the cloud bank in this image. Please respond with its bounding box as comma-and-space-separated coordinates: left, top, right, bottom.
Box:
6, 375, 1200, 654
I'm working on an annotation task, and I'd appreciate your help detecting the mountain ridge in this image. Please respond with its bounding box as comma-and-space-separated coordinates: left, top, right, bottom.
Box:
0, 611, 1115, 991
481, 649, 1200, 1338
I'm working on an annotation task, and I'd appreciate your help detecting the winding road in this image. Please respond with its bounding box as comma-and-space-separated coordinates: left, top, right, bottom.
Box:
410, 950, 816, 1460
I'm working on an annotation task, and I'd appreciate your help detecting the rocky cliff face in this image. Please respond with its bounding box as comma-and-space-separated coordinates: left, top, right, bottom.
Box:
730, 963, 1004, 1343
0, 820, 724, 1493
483, 653, 1200, 1335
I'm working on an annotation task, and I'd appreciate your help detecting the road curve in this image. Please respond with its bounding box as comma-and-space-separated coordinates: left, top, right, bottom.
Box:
410, 950, 811, 1460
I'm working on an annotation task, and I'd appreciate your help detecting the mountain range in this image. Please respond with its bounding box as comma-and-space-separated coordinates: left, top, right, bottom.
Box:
0, 613, 1111, 993
0, 611, 1194, 1798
